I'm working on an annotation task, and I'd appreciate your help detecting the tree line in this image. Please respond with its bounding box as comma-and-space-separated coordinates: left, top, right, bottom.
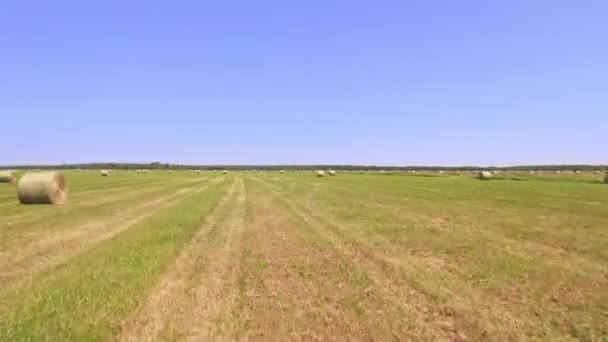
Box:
3, 163, 606, 172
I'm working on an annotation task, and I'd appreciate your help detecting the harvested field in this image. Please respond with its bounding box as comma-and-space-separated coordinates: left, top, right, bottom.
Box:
0, 170, 607, 340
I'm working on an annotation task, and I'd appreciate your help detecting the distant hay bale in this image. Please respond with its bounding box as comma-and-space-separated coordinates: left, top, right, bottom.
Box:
196, 170, 201, 173
17, 171, 67, 205
0, 170, 15, 183
478, 171, 492, 180
223, 170, 228, 174
280, 170, 285, 174
593, 170, 600, 174
316, 170, 325, 177
575, 170, 581, 174
100, 170, 109, 176
329, 170, 336, 176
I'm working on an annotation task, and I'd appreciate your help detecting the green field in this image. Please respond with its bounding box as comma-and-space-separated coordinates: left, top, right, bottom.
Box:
0, 170, 607, 340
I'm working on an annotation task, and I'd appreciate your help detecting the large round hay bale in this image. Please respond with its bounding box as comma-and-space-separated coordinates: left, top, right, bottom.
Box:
478, 171, 492, 180
223, 170, 228, 174
0, 170, 15, 183
316, 170, 325, 177
329, 170, 336, 176
100, 170, 109, 176
17, 171, 67, 205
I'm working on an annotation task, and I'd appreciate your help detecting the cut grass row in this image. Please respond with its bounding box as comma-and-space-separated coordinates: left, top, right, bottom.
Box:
0, 178, 230, 341
255, 173, 608, 339
0, 177, 216, 253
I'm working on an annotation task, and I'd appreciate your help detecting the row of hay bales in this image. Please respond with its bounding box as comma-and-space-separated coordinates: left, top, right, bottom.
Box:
0, 170, 68, 204
316, 170, 336, 177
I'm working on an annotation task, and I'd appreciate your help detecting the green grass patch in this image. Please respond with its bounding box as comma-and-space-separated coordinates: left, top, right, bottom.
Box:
0, 180, 229, 341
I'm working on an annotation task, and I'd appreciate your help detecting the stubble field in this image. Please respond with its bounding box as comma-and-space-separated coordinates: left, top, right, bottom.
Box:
0, 170, 607, 341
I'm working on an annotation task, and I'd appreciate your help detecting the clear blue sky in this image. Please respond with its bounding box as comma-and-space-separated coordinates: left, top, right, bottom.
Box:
1, 1, 606, 166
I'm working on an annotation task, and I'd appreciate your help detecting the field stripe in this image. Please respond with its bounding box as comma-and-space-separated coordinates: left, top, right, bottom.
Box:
0, 179, 230, 341
118, 177, 246, 341
0, 177, 223, 291
0, 177, 196, 222
250, 176, 476, 340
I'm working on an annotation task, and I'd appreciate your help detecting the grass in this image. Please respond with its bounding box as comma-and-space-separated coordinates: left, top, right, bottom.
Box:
0, 172, 228, 340
0, 170, 606, 340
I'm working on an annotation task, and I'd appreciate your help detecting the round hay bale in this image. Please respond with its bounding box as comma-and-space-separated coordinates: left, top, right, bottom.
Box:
17, 171, 67, 205
100, 170, 109, 176
478, 171, 492, 180
0, 170, 15, 183
316, 170, 325, 177
223, 170, 228, 174
280, 170, 285, 174
329, 170, 336, 176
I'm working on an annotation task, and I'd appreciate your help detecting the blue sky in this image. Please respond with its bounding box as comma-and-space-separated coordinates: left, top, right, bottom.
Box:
1, 1, 606, 166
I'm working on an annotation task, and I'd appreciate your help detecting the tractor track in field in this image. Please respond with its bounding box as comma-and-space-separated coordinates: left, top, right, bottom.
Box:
232, 178, 381, 340
118, 177, 246, 341
251, 177, 474, 341
0, 178, 224, 290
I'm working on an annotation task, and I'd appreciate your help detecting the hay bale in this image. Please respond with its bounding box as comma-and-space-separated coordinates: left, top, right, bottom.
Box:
223, 170, 228, 174
100, 170, 109, 176
17, 171, 67, 205
280, 170, 285, 174
0, 170, 15, 183
478, 171, 492, 180
329, 170, 336, 176
316, 170, 325, 177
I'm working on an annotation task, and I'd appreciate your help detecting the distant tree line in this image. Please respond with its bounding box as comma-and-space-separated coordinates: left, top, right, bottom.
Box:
2, 163, 607, 172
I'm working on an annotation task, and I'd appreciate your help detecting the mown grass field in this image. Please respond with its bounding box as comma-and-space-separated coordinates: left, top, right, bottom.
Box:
0, 170, 607, 341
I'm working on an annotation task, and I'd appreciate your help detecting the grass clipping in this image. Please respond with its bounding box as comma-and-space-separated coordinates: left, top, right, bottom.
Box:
17, 171, 68, 205
0, 170, 15, 183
